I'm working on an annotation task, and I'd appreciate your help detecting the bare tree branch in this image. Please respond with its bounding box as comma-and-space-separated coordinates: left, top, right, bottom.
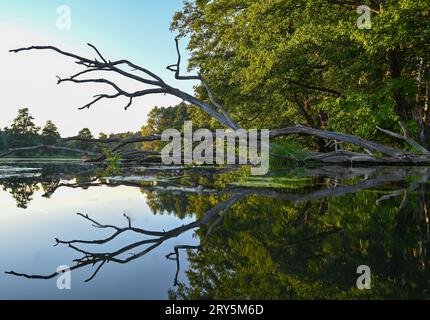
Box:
166, 38, 238, 129
376, 124, 430, 155
10, 41, 238, 129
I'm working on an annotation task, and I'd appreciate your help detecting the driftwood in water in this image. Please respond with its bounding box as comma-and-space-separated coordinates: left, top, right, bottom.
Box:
270, 126, 408, 158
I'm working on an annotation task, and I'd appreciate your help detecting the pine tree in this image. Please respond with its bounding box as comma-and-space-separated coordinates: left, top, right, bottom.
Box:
9, 108, 40, 135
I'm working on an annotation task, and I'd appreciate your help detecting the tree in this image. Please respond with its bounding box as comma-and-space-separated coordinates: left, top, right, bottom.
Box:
4, 108, 40, 150
76, 128, 94, 151
78, 128, 93, 139
41, 120, 60, 137
9, 1, 430, 159
0, 128, 7, 152
8, 108, 40, 135
41, 120, 60, 146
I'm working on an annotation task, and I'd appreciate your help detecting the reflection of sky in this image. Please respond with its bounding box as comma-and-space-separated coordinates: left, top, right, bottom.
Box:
0, 0, 197, 136
0, 184, 197, 299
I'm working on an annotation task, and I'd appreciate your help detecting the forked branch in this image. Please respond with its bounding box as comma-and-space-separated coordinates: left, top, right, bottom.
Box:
10, 41, 238, 130
376, 124, 430, 155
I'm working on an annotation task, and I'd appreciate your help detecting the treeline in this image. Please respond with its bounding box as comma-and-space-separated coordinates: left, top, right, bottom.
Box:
0, 108, 140, 158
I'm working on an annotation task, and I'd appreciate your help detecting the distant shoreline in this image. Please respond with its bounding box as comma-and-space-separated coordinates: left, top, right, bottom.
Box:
0, 158, 83, 162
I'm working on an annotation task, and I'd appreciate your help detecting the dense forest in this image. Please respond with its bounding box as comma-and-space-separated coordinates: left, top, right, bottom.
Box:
163, 0, 429, 152
124, 0, 430, 160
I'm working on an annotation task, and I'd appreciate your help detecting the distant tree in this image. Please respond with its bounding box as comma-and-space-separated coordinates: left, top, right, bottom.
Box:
78, 128, 93, 139
4, 108, 40, 150
76, 128, 94, 151
41, 120, 61, 146
8, 108, 40, 135
41, 120, 60, 137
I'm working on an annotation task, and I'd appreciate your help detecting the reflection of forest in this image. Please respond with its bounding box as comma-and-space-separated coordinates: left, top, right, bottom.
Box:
2, 179, 38, 209
1, 179, 59, 209
169, 186, 430, 299
0, 163, 95, 208
3, 165, 430, 299
128, 169, 430, 299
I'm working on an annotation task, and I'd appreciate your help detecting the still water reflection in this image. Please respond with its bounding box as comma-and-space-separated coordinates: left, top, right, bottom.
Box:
0, 161, 429, 299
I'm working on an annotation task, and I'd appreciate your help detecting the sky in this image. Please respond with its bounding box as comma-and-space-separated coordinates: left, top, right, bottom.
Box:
0, 0, 198, 136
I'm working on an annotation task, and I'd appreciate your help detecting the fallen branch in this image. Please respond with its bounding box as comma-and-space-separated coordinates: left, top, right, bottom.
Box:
4, 125, 429, 165
270, 125, 409, 158
376, 124, 430, 155
58, 125, 430, 164
10, 41, 239, 130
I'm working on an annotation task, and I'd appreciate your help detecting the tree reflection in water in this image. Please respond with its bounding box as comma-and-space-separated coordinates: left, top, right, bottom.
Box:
2, 179, 40, 209
3, 166, 430, 299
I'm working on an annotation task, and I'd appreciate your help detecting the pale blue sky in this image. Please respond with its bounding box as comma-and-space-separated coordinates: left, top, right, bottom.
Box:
0, 0, 197, 136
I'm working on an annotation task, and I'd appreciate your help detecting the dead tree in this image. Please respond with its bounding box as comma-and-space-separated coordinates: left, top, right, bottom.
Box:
3, 124, 430, 165
9, 41, 430, 165
61, 125, 430, 164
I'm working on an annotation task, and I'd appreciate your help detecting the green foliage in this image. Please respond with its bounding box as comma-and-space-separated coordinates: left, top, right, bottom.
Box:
271, 141, 308, 160
41, 120, 61, 146
168, 183, 430, 299
6, 108, 40, 135
141, 103, 192, 150
171, 0, 430, 147
231, 176, 312, 189
142, 103, 190, 134
102, 149, 123, 176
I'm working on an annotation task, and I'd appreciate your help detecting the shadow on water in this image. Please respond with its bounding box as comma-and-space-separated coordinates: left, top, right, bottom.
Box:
2, 162, 430, 299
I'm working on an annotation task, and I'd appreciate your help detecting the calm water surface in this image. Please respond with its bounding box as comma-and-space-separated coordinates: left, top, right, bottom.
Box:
0, 161, 429, 299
